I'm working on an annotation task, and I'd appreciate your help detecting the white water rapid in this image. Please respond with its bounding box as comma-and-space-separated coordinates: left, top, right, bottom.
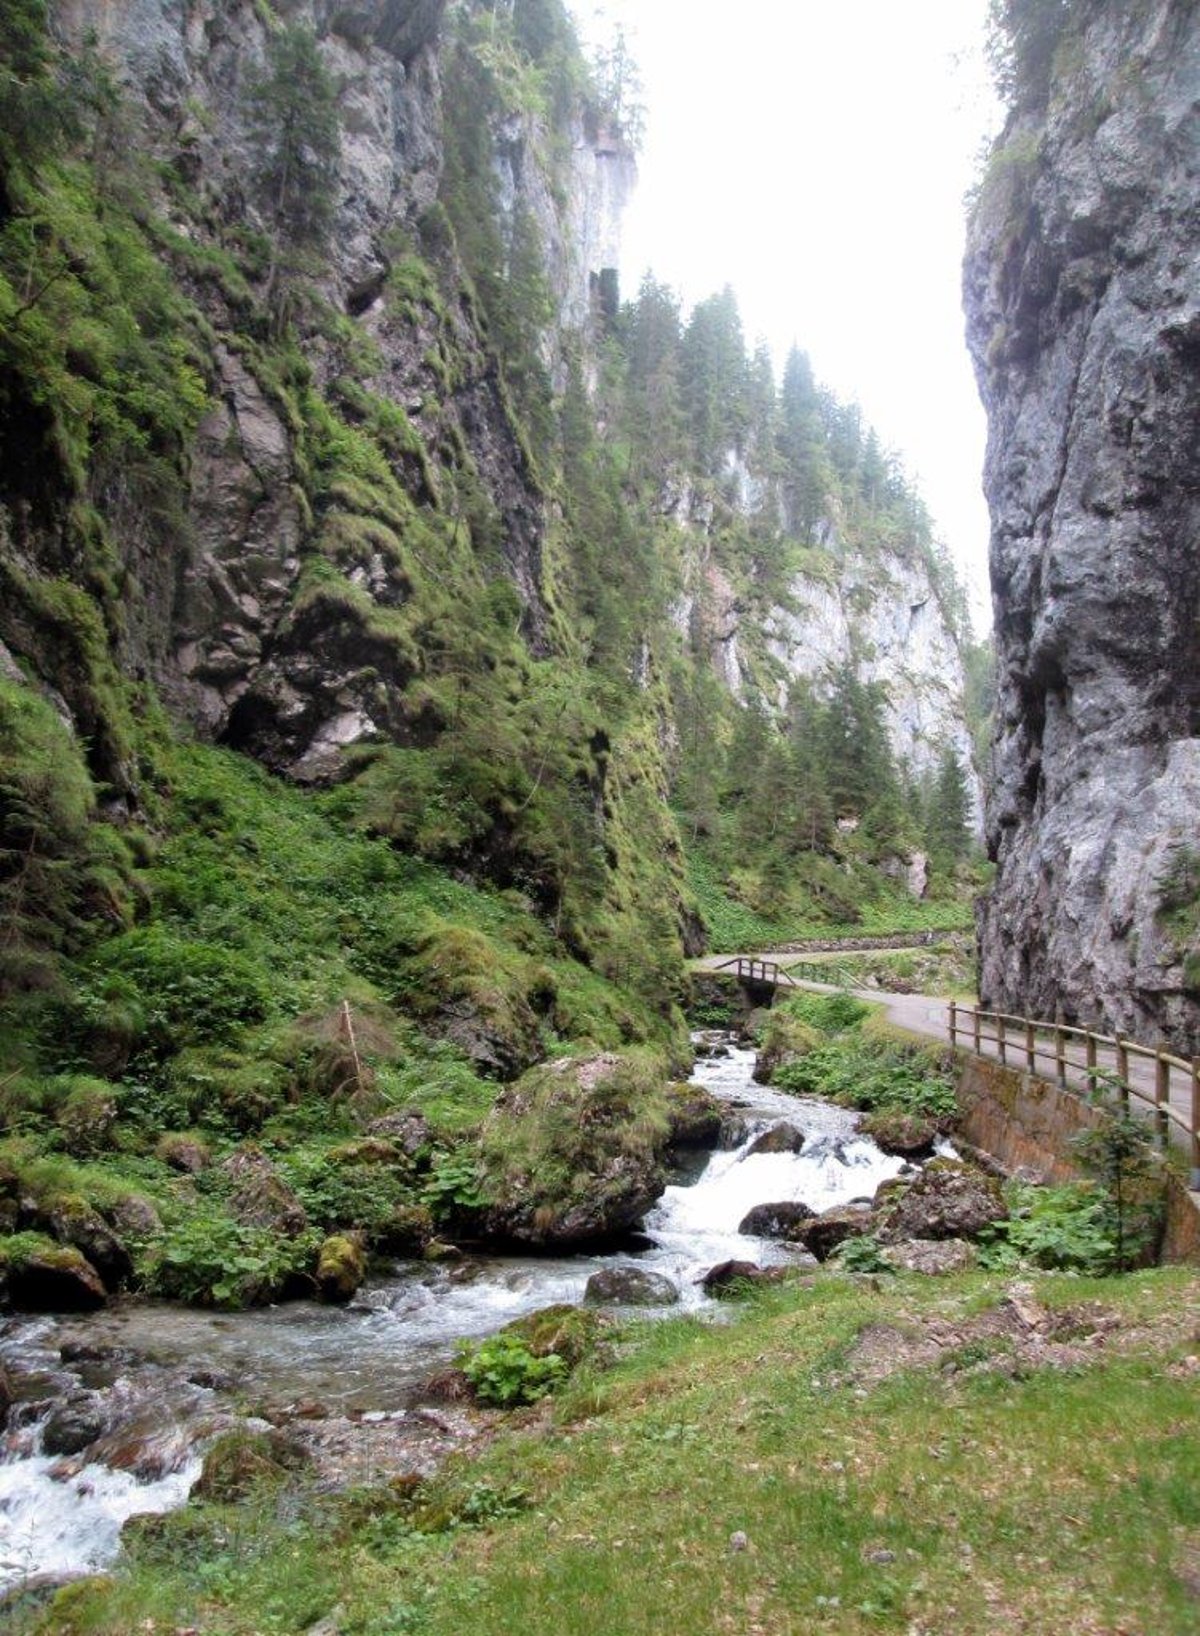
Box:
0, 1034, 908, 1596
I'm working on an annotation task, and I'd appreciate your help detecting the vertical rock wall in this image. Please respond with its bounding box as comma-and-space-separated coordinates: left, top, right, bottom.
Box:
965, 0, 1200, 1047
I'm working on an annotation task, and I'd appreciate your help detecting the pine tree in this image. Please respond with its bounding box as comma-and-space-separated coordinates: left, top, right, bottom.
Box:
926, 746, 972, 867
248, 24, 340, 322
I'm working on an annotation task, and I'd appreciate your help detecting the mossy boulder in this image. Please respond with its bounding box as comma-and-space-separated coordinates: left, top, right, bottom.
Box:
401, 922, 543, 1080
753, 1014, 822, 1085
316, 1233, 366, 1303
327, 1138, 400, 1167
698, 1260, 787, 1298
859, 1110, 939, 1158
222, 1147, 307, 1237
501, 1303, 606, 1369
2, 1237, 107, 1311
193, 1430, 309, 1503
875, 1160, 1008, 1244
367, 1109, 434, 1161
55, 1080, 119, 1157
372, 1203, 434, 1255
663, 1083, 724, 1151
156, 1133, 211, 1175
479, 1053, 669, 1249
43, 1194, 132, 1291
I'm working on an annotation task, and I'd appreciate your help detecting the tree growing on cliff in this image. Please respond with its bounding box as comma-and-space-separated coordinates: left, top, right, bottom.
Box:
247, 24, 340, 324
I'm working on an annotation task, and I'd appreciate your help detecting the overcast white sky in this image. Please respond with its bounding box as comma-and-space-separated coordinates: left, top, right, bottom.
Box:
568, 0, 1002, 631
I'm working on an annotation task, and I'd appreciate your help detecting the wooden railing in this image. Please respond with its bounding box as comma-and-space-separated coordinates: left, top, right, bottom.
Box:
949, 1003, 1200, 1186
714, 956, 797, 988
783, 960, 861, 990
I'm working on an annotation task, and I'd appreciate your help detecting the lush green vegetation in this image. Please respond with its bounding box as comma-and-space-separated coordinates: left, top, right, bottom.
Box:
29, 1266, 1200, 1634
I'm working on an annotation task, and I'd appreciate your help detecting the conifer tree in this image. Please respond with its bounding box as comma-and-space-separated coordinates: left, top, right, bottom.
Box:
248, 24, 340, 322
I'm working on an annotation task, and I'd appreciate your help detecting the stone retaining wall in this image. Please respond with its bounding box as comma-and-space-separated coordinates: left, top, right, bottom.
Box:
955, 1054, 1200, 1265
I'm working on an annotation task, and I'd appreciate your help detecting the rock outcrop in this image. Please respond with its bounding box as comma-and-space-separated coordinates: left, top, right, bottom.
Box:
966, 0, 1200, 1048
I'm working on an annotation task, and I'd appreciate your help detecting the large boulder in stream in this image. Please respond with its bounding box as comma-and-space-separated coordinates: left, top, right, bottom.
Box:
698, 1260, 788, 1298
738, 1201, 816, 1239
478, 1054, 669, 1249
875, 1160, 1007, 1244
584, 1266, 680, 1307
316, 1234, 366, 1304
663, 1084, 724, 1151
746, 1122, 806, 1157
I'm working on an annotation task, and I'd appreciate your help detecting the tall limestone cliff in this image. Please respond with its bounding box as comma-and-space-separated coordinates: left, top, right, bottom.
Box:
966, 0, 1200, 1047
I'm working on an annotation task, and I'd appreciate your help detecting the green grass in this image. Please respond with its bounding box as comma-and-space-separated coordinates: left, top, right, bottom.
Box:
685, 850, 972, 955
35, 1266, 1200, 1635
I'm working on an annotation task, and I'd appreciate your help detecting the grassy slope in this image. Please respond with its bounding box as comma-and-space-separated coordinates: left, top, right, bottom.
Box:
35, 1265, 1200, 1636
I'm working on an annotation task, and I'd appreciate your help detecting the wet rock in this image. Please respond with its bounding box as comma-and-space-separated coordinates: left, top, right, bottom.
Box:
880, 1239, 977, 1276
858, 1110, 939, 1158
222, 1147, 308, 1237
737, 1201, 816, 1239
875, 1160, 1007, 1244
44, 1194, 133, 1290
0, 1364, 11, 1427
746, 1122, 805, 1157
316, 1234, 366, 1304
42, 1394, 107, 1456
7, 1244, 107, 1311
156, 1133, 211, 1175
718, 1113, 751, 1150
367, 1109, 434, 1160
698, 1260, 786, 1298
663, 1084, 724, 1150
584, 1266, 680, 1307
792, 1204, 873, 1262
422, 1239, 461, 1263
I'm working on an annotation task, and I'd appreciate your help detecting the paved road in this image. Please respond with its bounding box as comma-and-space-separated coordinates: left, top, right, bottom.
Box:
694, 956, 1199, 1182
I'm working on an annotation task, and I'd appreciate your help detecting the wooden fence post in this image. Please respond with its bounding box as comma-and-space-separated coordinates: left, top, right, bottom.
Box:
973, 1008, 981, 1054
1055, 1027, 1067, 1088
1156, 1051, 1171, 1147
949, 1001, 957, 1046
1025, 1019, 1035, 1073
1085, 1031, 1097, 1093
998, 1013, 1007, 1066
1115, 1035, 1130, 1107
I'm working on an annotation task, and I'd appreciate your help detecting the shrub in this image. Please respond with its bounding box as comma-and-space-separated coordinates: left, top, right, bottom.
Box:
774, 1037, 957, 1121
145, 1210, 318, 1307
456, 1333, 567, 1407
977, 1183, 1116, 1273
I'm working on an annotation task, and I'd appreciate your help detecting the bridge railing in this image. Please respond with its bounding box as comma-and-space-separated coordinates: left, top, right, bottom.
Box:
949, 1002, 1200, 1184
713, 956, 797, 988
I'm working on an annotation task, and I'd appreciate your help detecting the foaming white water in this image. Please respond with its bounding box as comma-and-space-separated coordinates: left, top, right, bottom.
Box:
0, 1430, 200, 1591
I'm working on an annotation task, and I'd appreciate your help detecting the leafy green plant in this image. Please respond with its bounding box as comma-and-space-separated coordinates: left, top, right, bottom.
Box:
423, 1151, 484, 1219
831, 1233, 892, 1274
146, 1210, 318, 1307
978, 1183, 1116, 1273
456, 1333, 567, 1407
773, 1037, 957, 1120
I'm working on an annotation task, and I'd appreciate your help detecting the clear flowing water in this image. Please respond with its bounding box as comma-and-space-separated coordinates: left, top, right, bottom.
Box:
0, 1036, 906, 1592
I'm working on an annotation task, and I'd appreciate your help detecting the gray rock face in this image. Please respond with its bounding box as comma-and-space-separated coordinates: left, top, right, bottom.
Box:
965, 1, 1200, 1049
42, 0, 625, 780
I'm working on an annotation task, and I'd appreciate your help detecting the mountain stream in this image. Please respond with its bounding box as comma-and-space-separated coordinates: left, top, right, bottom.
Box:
0, 1038, 913, 1594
